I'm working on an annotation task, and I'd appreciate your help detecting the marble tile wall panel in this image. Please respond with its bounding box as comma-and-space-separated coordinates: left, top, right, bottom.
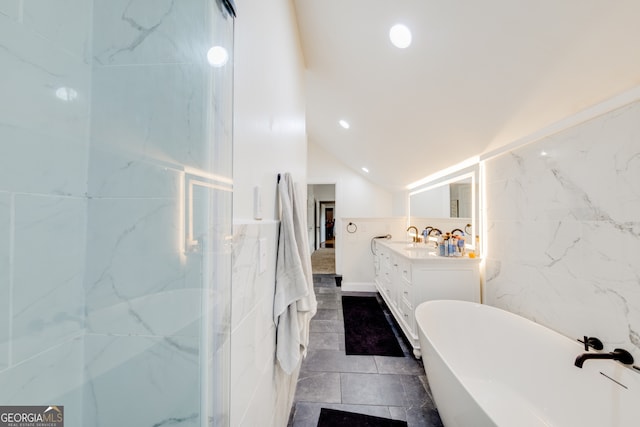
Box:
231, 221, 278, 329
83, 334, 199, 427
12, 195, 86, 364
0, 16, 90, 197
22, 0, 91, 61
92, 0, 207, 66
89, 64, 207, 179
84, 198, 195, 334
0, 337, 84, 425
231, 221, 294, 426
0, 1, 19, 20
0, 193, 9, 370
484, 100, 640, 359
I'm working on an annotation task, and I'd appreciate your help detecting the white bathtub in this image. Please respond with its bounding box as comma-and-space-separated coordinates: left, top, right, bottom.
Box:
415, 300, 640, 427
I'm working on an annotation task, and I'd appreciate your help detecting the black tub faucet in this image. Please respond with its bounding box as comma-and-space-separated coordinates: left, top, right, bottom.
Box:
574, 348, 634, 368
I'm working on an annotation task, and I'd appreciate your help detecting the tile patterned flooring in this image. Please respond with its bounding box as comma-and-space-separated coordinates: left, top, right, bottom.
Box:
287, 274, 444, 427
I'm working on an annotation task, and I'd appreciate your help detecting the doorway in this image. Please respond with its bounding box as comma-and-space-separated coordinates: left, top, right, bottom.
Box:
307, 184, 336, 274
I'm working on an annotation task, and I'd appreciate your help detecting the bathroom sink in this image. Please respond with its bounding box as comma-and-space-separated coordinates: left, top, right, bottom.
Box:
403, 246, 436, 257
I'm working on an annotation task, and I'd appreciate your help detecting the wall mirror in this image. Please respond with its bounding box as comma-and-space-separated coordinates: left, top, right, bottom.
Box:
408, 164, 480, 250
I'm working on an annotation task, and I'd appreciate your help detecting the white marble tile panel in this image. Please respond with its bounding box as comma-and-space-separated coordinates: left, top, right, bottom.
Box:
87, 147, 181, 198
0, 18, 90, 142
0, 336, 84, 426
23, 0, 91, 61
0, 2, 19, 20
12, 195, 86, 363
0, 192, 10, 369
83, 334, 200, 427
484, 99, 640, 362
84, 198, 186, 316
230, 222, 282, 426
231, 222, 278, 329
230, 304, 277, 427
87, 289, 201, 338
0, 124, 89, 196
206, 340, 231, 425
92, 0, 208, 66
203, 252, 232, 352
90, 64, 208, 171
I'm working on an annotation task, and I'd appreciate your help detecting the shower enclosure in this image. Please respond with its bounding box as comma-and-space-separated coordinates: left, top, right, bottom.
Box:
0, 0, 234, 425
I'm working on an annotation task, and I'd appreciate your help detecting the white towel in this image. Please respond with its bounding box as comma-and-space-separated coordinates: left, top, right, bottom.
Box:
274, 173, 317, 374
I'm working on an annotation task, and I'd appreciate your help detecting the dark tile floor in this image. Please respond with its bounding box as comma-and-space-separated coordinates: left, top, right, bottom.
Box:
287, 274, 444, 427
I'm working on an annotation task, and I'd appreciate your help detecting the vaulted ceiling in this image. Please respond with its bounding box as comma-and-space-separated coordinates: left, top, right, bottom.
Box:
293, 0, 640, 190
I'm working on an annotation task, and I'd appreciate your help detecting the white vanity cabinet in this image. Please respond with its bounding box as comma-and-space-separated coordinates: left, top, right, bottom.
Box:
373, 240, 480, 358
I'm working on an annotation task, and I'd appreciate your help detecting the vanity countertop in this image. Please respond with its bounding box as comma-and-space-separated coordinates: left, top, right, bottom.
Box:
376, 239, 481, 263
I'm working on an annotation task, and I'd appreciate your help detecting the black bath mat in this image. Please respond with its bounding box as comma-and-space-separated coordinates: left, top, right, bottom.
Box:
317, 408, 407, 426
341, 296, 404, 357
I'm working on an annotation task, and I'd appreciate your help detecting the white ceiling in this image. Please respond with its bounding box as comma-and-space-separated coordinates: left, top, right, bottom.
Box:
293, 0, 640, 190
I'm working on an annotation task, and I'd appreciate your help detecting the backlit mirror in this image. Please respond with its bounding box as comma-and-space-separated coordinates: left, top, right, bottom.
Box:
408, 164, 480, 251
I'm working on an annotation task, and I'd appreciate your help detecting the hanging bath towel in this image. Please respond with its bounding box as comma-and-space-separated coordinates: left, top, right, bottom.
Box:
274, 173, 317, 374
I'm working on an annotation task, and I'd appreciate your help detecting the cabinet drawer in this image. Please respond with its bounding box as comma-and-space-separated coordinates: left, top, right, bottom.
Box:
398, 297, 416, 335
399, 280, 412, 307
397, 258, 411, 283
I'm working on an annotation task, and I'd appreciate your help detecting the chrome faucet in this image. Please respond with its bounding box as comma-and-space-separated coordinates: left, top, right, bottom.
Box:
406, 226, 419, 242
574, 347, 634, 368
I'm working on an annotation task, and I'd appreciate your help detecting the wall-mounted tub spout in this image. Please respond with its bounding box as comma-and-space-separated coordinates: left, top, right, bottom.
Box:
574, 348, 634, 368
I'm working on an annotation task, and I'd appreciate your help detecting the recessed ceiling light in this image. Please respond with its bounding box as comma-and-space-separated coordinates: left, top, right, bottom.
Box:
339, 119, 350, 129
389, 24, 412, 49
361, 167, 369, 173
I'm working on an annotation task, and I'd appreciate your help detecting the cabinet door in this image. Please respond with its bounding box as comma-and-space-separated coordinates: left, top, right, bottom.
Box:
414, 268, 480, 305
376, 248, 394, 302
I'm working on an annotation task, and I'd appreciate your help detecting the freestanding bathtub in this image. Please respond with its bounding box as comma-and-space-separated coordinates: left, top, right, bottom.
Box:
415, 300, 640, 427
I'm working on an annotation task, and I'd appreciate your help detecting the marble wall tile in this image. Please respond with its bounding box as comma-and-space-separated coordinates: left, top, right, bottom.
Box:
90, 64, 208, 174
231, 221, 292, 427
0, 192, 10, 370
87, 148, 181, 199
231, 221, 278, 328
0, 17, 91, 143
84, 198, 188, 326
0, 124, 89, 197
0, 337, 84, 425
0, 13, 90, 197
92, 0, 207, 66
12, 195, 86, 364
0, 2, 19, 20
83, 334, 200, 427
484, 99, 640, 359
22, 0, 92, 61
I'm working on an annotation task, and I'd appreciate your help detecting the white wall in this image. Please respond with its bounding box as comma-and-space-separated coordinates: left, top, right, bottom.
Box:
233, 0, 306, 221
340, 217, 407, 291
231, 0, 308, 425
484, 95, 640, 361
308, 141, 395, 274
